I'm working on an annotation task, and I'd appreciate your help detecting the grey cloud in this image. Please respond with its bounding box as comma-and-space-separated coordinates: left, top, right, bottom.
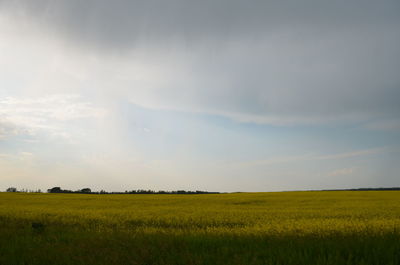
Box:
0, 121, 21, 139
1, 0, 399, 125
2, 0, 399, 48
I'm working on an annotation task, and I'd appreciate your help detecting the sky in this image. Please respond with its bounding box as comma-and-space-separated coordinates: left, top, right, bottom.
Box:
0, 0, 399, 192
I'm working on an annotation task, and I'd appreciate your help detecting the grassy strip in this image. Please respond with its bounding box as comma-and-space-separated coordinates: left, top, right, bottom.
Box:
0, 228, 399, 265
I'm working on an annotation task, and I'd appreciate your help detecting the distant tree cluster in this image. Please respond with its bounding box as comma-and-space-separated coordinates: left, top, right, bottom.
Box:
47, 187, 92, 194
45, 187, 219, 194
5, 187, 42, 193
4, 186, 219, 194
121, 189, 219, 194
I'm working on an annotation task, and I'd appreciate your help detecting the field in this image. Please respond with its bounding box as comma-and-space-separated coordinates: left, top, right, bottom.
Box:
0, 191, 399, 265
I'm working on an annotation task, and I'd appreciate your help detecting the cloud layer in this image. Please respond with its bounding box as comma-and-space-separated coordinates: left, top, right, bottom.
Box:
1, 0, 399, 126
1, 1, 399, 191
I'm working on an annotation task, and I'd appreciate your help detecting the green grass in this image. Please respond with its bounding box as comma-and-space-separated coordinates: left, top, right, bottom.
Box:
0, 191, 399, 264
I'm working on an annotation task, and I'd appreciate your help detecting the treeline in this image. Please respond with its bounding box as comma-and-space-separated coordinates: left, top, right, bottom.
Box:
319, 187, 400, 191
5, 187, 219, 195
348, 187, 400, 191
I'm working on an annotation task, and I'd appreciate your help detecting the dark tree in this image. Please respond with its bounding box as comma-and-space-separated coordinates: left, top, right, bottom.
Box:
80, 188, 91, 193
6, 187, 17, 192
47, 187, 62, 193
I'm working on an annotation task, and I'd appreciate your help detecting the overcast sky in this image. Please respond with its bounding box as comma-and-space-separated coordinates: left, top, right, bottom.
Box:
0, 0, 399, 192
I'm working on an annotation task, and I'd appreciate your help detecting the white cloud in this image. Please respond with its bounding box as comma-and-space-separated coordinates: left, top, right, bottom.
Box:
233, 147, 386, 169
0, 95, 106, 139
314, 148, 385, 160
327, 167, 356, 177
364, 119, 400, 132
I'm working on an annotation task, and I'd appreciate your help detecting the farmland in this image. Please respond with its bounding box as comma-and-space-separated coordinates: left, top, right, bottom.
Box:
0, 191, 399, 264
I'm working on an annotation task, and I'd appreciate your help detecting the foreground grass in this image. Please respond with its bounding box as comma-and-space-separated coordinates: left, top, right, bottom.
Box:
0, 191, 399, 264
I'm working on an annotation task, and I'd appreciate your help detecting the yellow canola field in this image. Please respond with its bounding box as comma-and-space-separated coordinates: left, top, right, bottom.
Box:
1, 191, 399, 236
